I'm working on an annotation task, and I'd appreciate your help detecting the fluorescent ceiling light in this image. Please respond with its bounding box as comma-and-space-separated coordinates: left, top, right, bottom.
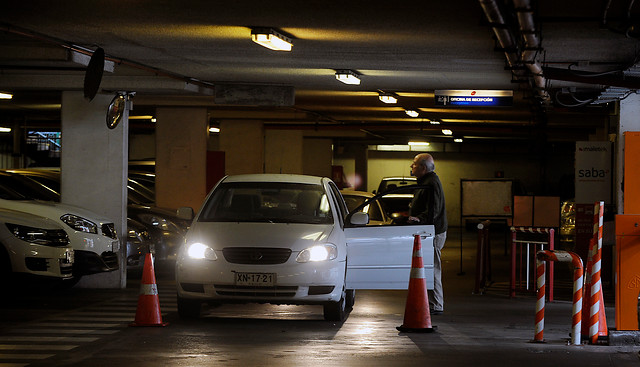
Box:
375, 144, 410, 151
209, 127, 220, 133
408, 141, 429, 146
251, 28, 292, 51
429, 120, 440, 125
378, 93, 397, 104
454, 138, 463, 142
335, 70, 361, 85
442, 129, 453, 135
405, 109, 419, 118
0, 127, 11, 133
0, 92, 13, 99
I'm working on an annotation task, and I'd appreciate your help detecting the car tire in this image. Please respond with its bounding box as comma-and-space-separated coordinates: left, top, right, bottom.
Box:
323, 288, 348, 322
345, 289, 355, 310
177, 295, 202, 319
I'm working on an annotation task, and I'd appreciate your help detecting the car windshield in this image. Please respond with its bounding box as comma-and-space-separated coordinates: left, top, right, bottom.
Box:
198, 182, 333, 224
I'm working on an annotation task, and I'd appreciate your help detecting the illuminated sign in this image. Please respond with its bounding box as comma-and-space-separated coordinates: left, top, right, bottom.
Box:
434, 90, 513, 107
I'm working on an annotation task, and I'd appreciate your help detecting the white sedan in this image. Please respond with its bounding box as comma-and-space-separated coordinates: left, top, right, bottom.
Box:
0, 197, 120, 280
176, 174, 434, 321
0, 208, 74, 281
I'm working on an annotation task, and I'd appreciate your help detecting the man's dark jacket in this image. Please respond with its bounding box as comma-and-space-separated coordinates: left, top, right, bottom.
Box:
409, 171, 448, 234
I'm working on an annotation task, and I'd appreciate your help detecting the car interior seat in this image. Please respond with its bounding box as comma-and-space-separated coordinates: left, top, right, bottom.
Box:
296, 191, 320, 217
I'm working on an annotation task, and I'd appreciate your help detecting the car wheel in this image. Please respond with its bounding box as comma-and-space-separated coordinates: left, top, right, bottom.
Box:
323, 288, 348, 322
346, 289, 355, 310
177, 295, 202, 319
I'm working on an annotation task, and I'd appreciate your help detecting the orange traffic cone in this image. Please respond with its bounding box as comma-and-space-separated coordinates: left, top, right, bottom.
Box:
396, 234, 436, 333
130, 253, 168, 327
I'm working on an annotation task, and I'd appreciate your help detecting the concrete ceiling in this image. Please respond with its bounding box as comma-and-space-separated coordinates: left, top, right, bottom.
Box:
1, 0, 639, 146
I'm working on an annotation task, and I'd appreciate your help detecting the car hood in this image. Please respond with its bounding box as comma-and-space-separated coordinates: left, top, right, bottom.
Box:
0, 199, 114, 225
186, 222, 334, 252
0, 207, 63, 230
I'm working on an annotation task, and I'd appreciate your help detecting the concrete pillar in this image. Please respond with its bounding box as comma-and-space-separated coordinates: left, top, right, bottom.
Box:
61, 91, 128, 288
155, 107, 208, 212
219, 120, 264, 175
265, 130, 303, 174
617, 94, 640, 213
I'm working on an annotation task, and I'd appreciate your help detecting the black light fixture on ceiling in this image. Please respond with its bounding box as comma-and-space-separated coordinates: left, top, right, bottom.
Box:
335, 70, 361, 85
378, 92, 397, 104
251, 28, 293, 51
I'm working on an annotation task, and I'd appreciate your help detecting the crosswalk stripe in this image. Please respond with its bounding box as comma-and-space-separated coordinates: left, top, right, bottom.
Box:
46, 316, 132, 322
0, 336, 99, 343
29, 323, 124, 328
0, 354, 55, 360
0, 345, 76, 351
11, 329, 120, 335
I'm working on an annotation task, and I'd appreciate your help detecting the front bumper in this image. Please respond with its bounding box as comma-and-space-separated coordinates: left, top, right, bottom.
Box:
176, 255, 345, 305
17, 246, 74, 279
73, 249, 119, 275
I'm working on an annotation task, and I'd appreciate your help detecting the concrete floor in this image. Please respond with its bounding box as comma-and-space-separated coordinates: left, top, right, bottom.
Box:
1, 228, 639, 366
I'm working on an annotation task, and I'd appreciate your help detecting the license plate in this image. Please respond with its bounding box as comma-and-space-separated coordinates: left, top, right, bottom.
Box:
234, 272, 276, 286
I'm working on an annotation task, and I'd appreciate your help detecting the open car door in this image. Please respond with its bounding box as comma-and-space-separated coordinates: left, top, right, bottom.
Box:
344, 224, 434, 290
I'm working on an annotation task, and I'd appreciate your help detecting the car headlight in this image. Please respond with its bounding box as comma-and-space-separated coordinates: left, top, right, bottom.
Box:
60, 214, 97, 234
296, 244, 337, 263
6, 223, 69, 246
186, 242, 217, 260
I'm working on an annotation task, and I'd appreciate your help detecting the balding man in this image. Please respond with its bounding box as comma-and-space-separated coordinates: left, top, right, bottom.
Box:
408, 153, 448, 315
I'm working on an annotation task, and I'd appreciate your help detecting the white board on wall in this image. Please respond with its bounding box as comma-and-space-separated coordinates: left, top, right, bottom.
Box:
461, 179, 513, 217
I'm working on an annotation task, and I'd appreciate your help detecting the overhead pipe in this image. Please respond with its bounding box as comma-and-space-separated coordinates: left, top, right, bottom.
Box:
478, 0, 549, 102
513, 0, 549, 102
478, 0, 520, 70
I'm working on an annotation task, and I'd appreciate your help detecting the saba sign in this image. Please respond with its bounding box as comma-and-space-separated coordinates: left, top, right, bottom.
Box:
575, 141, 611, 204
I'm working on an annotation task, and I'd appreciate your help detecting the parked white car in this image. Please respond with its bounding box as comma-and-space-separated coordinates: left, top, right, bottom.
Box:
175, 174, 434, 321
0, 208, 74, 281
0, 195, 120, 280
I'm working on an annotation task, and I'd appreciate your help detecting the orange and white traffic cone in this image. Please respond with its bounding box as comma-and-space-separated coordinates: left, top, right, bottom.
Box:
130, 253, 168, 327
396, 234, 436, 333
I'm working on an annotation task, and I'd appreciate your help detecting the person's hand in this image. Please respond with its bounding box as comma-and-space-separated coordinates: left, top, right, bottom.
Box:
407, 216, 420, 223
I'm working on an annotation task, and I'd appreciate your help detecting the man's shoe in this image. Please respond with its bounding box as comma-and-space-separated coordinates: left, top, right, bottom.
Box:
430, 309, 443, 315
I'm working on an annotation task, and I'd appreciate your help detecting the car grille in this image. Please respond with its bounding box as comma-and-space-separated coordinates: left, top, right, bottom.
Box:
102, 223, 117, 239
101, 251, 119, 269
214, 285, 298, 297
222, 247, 292, 264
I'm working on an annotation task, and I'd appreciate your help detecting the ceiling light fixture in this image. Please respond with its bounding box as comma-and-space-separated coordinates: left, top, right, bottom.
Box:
0, 92, 13, 99
0, 127, 11, 133
442, 129, 453, 135
209, 127, 220, 133
251, 28, 293, 51
378, 93, 397, 104
408, 141, 429, 146
429, 120, 441, 125
405, 109, 419, 118
335, 70, 361, 85
454, 138, 463, 143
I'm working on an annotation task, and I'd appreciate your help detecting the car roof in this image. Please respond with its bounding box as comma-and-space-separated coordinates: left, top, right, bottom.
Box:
221, 174, 326, 185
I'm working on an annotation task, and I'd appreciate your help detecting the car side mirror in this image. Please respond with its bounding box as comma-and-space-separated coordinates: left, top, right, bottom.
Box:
177, 207, 194, 220
350, 211, 369, 225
